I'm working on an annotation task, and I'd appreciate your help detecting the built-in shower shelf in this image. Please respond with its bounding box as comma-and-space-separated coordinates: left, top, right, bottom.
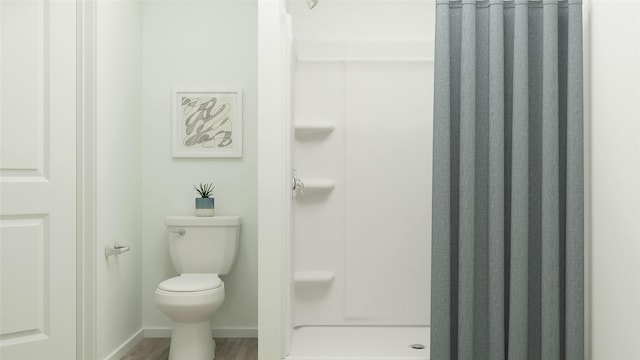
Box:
295, 271, 335, 284
294, 122, 335, 136
299, 179, 335, 195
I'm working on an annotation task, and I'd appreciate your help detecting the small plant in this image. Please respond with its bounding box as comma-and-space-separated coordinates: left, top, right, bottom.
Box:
193, 182, 215, 198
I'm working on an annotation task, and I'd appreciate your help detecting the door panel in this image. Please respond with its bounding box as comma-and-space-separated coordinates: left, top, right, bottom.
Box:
0, 1, 77, 359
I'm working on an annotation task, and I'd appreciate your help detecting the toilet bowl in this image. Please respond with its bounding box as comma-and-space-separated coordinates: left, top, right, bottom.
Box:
155, 274, 225, 360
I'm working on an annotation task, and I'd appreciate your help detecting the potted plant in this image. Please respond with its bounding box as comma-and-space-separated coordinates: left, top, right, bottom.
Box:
194, 182, 215, 217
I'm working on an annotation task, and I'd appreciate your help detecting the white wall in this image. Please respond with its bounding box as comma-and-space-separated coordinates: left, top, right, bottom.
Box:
141, 0, 258, 336
590, 1, 640, 359
96, 1, 144, 358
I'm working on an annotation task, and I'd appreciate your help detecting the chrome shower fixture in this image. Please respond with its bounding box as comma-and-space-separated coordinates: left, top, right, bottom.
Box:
307, 0, 319, 9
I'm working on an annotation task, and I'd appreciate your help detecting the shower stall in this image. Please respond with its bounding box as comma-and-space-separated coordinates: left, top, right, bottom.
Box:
259, 1, 436, 358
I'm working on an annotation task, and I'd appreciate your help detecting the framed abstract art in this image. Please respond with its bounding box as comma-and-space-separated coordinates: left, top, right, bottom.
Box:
172, 89, 243, 158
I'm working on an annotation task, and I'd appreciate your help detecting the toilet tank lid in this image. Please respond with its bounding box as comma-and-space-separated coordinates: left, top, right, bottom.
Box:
165, 216, 241, 227
158, 274, 222, 292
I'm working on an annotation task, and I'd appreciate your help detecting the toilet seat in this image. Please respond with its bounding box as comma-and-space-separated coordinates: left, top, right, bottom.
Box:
158, 274, 222, 292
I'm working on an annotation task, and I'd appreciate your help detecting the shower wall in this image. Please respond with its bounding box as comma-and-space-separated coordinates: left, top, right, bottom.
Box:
289, 0, 435, 327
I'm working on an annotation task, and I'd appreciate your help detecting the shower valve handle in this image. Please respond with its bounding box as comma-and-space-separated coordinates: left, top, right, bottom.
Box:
292, 170, 304, 196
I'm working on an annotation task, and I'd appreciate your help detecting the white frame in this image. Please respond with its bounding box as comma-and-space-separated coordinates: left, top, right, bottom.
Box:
258, 1, 292, 358
78, 0, 97, 358
172, 89, 243, 158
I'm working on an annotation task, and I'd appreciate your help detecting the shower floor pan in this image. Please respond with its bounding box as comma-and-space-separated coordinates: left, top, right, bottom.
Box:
286, 326, 430, 360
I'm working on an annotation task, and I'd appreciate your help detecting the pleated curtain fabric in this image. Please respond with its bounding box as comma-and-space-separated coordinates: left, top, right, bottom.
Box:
430, 1, 583, 359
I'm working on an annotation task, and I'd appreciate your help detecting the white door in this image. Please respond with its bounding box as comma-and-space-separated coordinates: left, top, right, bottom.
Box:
0, 1, 77, 359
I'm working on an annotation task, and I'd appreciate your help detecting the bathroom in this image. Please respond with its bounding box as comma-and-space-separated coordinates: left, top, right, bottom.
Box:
0, 0, 639, 360
1, 0, 257, 358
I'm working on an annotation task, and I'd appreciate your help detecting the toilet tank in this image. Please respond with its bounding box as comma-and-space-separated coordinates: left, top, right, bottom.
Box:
164, 216, 241, 275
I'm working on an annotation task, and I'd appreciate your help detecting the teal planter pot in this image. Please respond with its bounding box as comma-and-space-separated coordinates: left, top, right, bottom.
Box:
195, 197, 215, 217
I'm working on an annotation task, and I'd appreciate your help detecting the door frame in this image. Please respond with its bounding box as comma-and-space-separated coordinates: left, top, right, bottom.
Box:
77, 0, 97, 358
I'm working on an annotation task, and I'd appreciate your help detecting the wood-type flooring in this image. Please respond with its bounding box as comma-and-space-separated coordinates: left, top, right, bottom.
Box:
120, 338, 258, 360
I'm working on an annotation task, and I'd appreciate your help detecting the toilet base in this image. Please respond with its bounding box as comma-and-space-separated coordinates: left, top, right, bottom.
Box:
168, 320, 215, 360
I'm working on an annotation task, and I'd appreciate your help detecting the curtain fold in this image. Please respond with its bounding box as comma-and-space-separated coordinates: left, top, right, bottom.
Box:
430, 1, 583, 360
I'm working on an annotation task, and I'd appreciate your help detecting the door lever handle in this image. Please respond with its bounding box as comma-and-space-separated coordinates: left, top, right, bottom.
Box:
105, 243, 130, 258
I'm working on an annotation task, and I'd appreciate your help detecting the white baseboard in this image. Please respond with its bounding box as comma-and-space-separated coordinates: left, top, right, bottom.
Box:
103, 329, 144, 360
144, 327, 258, 338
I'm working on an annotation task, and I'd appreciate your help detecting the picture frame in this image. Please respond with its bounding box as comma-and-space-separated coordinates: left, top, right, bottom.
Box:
172, 89, 243, 158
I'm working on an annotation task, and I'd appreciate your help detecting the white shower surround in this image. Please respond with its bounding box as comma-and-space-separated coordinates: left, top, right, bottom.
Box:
292, 43, 433, 327
257, 0, 436, 358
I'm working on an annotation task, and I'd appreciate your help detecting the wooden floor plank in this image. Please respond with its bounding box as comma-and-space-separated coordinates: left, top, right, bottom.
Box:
120, 338, 258, 360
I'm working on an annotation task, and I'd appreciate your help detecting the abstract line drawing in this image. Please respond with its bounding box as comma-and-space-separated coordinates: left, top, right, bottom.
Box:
173, 90, 243, 158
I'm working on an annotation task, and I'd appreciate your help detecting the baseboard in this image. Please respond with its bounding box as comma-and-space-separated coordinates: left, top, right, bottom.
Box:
144, 327, 258, 338
103, 329, 144, 360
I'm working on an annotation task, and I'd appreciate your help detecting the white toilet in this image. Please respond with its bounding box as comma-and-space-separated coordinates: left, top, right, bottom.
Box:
155, 216, 241, 360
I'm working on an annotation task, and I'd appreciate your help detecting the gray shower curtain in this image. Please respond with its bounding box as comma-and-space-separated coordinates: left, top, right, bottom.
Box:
430, 1, 583, 359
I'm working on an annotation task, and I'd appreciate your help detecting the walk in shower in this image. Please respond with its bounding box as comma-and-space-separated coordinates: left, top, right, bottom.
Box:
283, 1, 436, 358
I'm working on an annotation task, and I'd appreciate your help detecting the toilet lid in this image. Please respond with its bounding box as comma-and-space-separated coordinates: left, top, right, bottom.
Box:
158, 274, 222, 292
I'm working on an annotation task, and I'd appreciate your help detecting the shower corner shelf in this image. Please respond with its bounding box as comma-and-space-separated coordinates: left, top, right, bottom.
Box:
298, 179, 335, 195
294, 271, 335, 284
294, 122, 335, 136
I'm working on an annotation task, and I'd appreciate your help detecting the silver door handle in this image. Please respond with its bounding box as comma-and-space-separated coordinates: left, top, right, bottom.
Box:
105, 243, 130, 258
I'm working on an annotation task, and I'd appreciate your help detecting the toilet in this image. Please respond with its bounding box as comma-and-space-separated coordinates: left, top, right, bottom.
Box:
155, 216, 241, 360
